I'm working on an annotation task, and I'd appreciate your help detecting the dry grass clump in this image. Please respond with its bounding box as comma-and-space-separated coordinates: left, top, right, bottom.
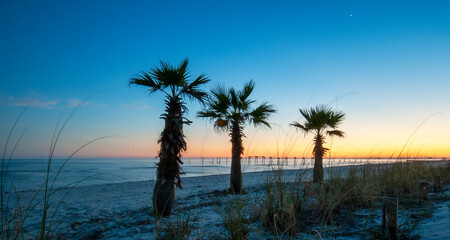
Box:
323, 167, 379, 211
377, 161, 449, 198
322, 161, 449, 211
156, 215, 193, 240
219, 197, 250, 240
1, 107, 110, 240
259, 170, 306, 237
256, 160, 449, 239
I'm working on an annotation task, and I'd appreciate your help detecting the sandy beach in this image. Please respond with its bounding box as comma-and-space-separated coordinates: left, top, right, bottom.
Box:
9, 162, 447, 239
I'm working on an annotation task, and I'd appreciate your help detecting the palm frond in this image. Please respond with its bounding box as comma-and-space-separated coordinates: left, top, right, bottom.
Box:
229, 88, 239, 110
149, 59, 188, 90
239, 80, 255, 102
177, 58, 189, 78
210, 84, 229, 99
180, 74, 211, 103
197, 84, 231, 126
237, 80, 255, 111
209, 84, 231, 115
326, 130, 345, 138
290, 121, 310, 134
197, 110, 229, 132
153, 60, 177, 88
197, 109, 220, 119
249, 102, 276, 128
327, 110, 346, 128
299, 108, 313, 124
129, 71, 163, 94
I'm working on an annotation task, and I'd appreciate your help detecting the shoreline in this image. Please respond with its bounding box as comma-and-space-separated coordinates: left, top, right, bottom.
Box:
11, 160, 449, 194
52, 159, 450, 190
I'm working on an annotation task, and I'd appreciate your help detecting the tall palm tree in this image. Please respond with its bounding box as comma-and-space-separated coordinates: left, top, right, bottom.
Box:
129, 58, 210, 216
290, 105, 345, 184
198, 80, 276, 193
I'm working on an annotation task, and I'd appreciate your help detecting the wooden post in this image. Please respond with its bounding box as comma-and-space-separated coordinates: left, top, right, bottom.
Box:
382, 197, 398, 240
434, 176, 441, 192
419, 181, 429, 200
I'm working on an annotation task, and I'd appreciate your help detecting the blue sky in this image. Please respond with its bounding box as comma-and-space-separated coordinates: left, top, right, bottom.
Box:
1, 1, 450, 158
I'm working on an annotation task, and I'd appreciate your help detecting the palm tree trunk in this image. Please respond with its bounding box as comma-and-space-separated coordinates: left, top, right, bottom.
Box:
313, 135, 324, 184
153, 178, 174, 216
153, 96, 185, 216
230, 121, 243, 193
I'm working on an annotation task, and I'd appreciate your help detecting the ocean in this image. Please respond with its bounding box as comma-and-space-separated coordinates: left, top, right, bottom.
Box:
1, 157, 419, 191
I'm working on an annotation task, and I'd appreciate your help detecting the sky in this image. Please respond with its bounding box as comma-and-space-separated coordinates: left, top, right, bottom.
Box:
1, 0, 449, 159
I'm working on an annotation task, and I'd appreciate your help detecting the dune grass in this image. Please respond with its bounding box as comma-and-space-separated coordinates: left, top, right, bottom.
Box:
219, 196, 250, 240
252, 159, 449, 239
155, 214, 193, 240
1, 106, 110, 239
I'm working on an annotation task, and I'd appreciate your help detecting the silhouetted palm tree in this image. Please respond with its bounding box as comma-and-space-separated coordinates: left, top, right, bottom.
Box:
198, 80, 276, 193
129, 58, 210, 216
291, 105, 345, 184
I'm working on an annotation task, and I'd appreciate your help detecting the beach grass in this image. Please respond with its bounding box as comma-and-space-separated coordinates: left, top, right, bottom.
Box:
1, 107, 111, 240
219, 196, 250, 240
155, 214, 193, 240
253, 159, 448, 239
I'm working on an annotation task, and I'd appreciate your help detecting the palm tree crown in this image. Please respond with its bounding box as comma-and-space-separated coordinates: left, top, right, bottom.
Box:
198, 80, 275, 131
291, 105, 345, 138
129, 58, 210, 103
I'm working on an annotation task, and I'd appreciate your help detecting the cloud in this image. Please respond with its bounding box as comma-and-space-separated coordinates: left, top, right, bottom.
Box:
120, 100, 150, 110
6, 96, 60, 109
0, 92, 100, 109
65, 98, 94, 108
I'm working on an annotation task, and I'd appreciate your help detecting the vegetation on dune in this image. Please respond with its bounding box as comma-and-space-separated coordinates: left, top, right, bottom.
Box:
260, 169, 306, 237
129, 58, 210, 216
1, 106, 110, 240
256, 161, 449, 239
198, 80, 276, 193
291, 105, 346, 184
219, 197, 250, 240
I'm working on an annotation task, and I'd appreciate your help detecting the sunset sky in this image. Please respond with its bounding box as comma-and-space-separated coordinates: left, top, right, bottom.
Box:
1, 1, 449, 159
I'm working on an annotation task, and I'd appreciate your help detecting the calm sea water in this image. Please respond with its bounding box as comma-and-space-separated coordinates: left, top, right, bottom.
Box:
1, 157, 422, 191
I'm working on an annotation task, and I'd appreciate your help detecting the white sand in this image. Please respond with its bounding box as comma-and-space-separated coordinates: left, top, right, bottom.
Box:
10, 164, 449, 239
420, 189, 450, 240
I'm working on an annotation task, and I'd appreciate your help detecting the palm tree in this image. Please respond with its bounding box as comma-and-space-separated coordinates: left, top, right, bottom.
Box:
290, 105, 345, 184
129, 58, 210, 216
198, 80, 276, 193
